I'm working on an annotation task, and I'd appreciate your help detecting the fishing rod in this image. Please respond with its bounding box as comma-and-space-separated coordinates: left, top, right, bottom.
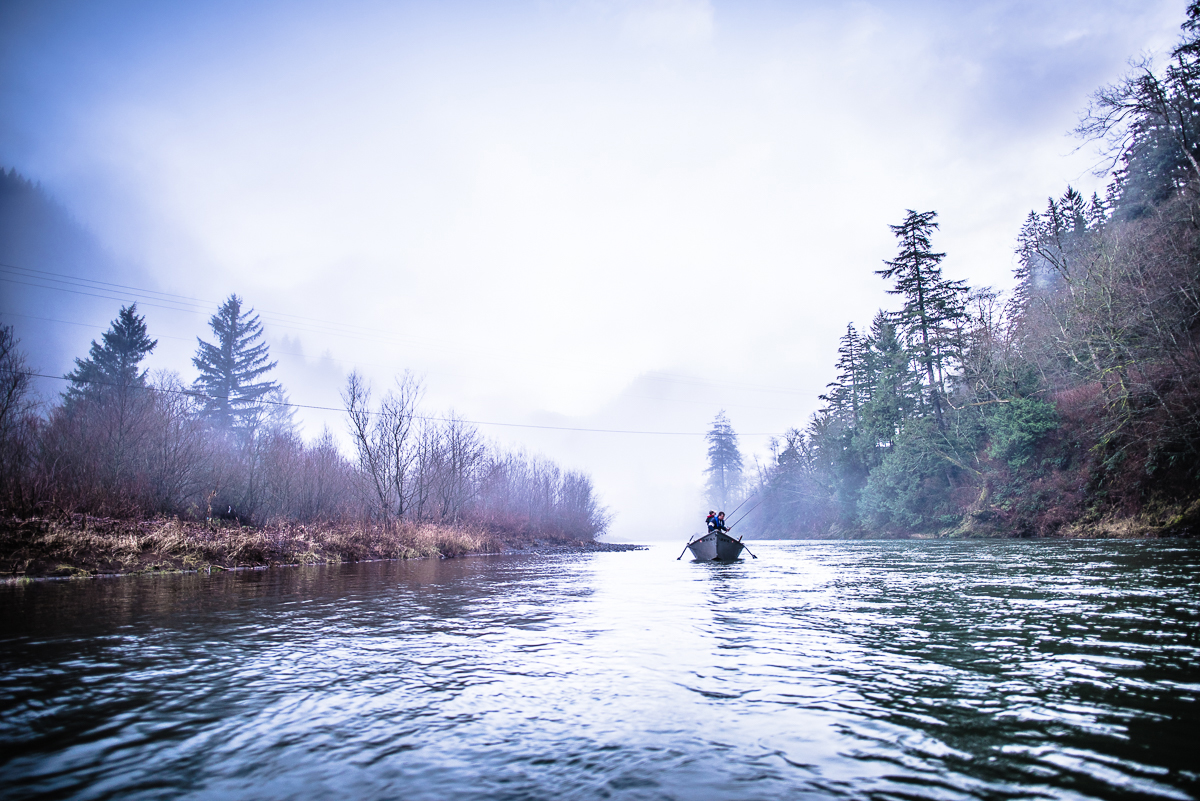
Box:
725, 494, 754, 519
676, 497, 765, 561
726, 497, 764, 532
723, 498, 765, 559
677, 502, 736, 560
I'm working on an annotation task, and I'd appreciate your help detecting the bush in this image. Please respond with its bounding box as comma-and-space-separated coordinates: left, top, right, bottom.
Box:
986, 398, 1059, 469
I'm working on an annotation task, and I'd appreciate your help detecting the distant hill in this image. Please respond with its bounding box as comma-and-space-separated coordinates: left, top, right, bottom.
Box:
0, 168, 126, 391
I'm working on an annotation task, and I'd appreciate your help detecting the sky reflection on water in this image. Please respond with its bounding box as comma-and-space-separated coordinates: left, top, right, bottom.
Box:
1, 540, 1198, 800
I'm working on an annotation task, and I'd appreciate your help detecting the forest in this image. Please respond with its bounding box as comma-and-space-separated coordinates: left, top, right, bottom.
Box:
0, 288, 609, 573
7, 8, 1200, 559
743, 5, 1200, 539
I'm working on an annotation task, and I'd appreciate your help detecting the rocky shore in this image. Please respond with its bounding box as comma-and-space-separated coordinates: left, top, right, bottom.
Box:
496, 538, 645, 556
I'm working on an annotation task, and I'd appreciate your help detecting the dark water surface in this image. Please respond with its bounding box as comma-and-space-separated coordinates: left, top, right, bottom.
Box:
2, 540, 1198, 801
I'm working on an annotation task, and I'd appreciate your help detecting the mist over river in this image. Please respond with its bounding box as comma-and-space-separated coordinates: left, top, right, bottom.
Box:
2, 540, 1198, 801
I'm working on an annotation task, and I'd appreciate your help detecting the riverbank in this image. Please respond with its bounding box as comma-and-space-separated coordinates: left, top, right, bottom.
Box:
0, 515, 643, 579
750, 498, 1200, 541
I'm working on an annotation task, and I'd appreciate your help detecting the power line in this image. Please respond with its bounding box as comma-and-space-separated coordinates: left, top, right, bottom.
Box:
14, 371, 789, 437
2, 309, 803, 414
0, 310, 196, 341
2, 260, 814, 398
0, 262, 210, 308
0, 270, 458, 351
0, 261, 464, 346
0, 310, 428, 373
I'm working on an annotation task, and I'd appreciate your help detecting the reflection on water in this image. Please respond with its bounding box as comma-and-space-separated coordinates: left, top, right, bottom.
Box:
1, 540, 1198, 800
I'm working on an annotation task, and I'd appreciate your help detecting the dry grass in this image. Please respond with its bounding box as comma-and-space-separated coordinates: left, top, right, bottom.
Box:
0, 515, 504, 578
1056, 498, 1200, 539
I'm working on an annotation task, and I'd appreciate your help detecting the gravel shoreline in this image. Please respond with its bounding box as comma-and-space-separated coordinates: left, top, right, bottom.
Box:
495, 540, 646, 556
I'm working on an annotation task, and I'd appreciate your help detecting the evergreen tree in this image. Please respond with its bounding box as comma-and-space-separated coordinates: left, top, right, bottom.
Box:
64, 304, 156, 407
821, 323, 871, 425
60, 305, 158, 497
704, 410, 744, 511
876, 210, 967, 431
193, 295, 279, 430
1076, 3, 1200, 218
1016, 187, 1104, 291
857, 311, 915, 453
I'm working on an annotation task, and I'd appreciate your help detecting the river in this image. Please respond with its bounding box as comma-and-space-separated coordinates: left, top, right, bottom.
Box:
1, 540, 1197, 800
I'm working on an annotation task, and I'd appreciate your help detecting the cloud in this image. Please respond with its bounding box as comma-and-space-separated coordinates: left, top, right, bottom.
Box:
0, 0, 1188, 539
620, 0, 714, 46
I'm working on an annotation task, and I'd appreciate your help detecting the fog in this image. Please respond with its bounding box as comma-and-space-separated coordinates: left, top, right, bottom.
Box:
0, 0, 1183, 540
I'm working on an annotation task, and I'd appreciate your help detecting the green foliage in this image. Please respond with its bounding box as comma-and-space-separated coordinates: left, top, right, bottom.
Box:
856, 312, 916, 454
704, 410, 743, 510
64, 304, 156, 407
822, 323, 870, 424
856, 419, 950, 530
1076, 3, 1200, 221
876, 210, 968, 430
740, 5, 1200, 539
193, 295, 279, 431
985, 399, 1059, 469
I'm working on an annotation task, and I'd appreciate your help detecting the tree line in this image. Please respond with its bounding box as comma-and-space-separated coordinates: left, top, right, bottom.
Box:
746, 4, 1200, 537
0, 297, 609, 540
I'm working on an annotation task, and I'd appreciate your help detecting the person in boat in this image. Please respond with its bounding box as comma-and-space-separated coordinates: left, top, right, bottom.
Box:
714, 511, 729, 532
705, 511, 717, 532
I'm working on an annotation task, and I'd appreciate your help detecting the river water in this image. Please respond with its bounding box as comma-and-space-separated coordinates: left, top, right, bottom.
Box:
1, 540, 1198, 801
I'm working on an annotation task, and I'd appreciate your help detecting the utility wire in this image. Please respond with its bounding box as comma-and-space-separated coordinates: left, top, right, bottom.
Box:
0, 269, 453, 350
3, 258, 812, 427
2, 310, 803, 412
2, 260, 813, 397
0, 261, 399, 338
11, 370, 790, 437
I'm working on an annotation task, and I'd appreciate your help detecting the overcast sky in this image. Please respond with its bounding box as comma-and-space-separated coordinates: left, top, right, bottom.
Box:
0, 0, 1187, 540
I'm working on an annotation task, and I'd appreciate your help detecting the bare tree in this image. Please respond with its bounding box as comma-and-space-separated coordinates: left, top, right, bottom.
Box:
343, 371, 423, 527
439, 413, 484, 521
143, 371, 212, 513
0, 326, 39, 510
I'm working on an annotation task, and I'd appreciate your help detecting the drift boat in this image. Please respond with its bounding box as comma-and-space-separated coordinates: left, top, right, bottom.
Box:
685, 530, 745, 562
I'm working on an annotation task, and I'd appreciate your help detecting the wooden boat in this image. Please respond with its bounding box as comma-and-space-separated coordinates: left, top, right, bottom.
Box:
686, 530, 745, 561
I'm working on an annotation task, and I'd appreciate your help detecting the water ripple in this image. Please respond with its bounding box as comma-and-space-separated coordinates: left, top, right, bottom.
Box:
1, 540, 1198, 800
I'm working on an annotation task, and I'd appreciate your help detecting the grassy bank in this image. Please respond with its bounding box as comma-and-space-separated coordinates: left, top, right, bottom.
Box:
0, 515, 626, 579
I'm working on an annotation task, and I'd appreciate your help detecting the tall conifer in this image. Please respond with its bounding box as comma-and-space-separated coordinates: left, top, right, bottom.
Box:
860, 312, 914, 450
193, 295, 279, 430
64, 304, 156, 407
705, 410, 744, 511
822, 323, 872, 425
876, 210, 967, 431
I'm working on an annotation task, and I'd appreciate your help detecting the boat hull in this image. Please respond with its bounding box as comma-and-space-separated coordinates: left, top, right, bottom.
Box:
686, 531, 745, 562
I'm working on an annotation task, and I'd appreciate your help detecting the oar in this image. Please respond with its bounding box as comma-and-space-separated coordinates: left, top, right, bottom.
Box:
676, 537, 697, 560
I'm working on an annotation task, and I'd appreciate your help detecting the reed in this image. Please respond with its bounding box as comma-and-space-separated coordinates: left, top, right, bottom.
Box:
0, 515, 504, 577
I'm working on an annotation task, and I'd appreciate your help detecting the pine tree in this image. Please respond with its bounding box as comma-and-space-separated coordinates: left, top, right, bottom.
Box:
64, 304, 157, 407
1016, 187, 1108, 298
704, 410, 744, 511
1075, 4, 1200, 218
858, 311, 917, 451
821, 323, 872, 425
876, 210, 967, 431
193, 295, 279, 430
